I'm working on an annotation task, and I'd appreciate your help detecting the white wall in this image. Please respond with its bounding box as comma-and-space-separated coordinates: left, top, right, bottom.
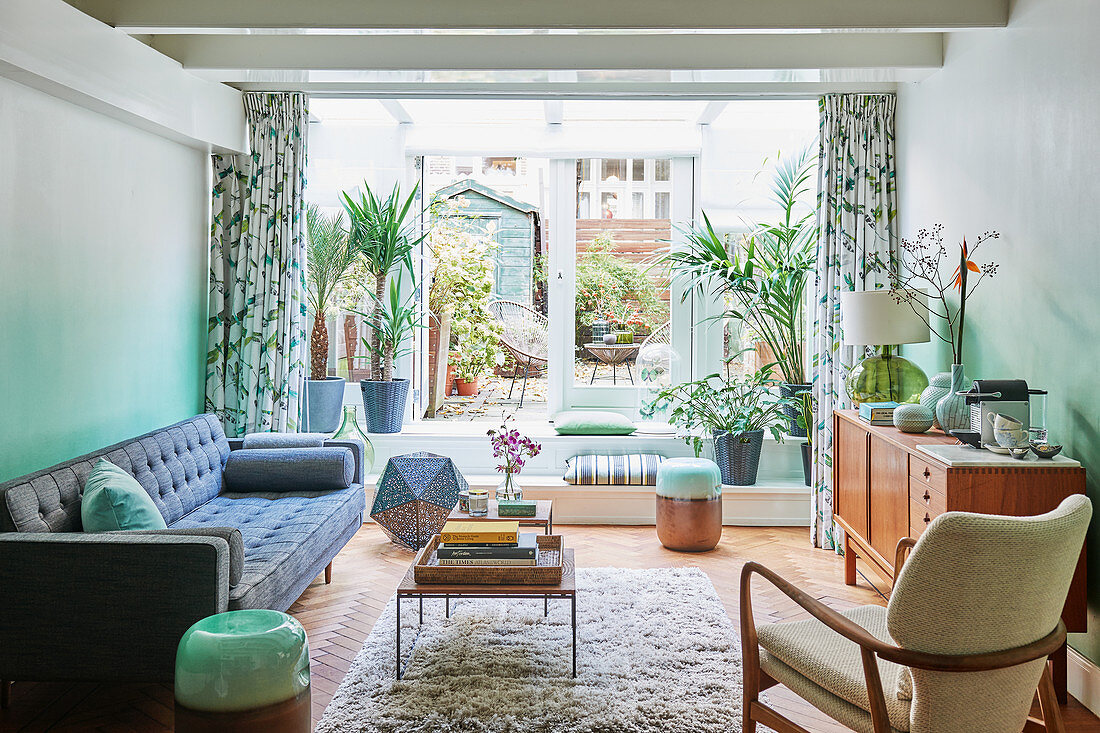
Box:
894, 0, 1100, 668
0, 75, 210, 480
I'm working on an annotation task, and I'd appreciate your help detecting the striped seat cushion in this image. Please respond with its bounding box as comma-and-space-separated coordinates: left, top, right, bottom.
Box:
563, 454, 666, 486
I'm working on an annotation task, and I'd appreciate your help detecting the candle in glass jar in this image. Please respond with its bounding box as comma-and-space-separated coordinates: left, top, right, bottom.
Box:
468, 488, 489, 517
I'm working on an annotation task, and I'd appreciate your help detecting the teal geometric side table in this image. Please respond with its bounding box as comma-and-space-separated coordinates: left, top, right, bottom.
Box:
175, 610, 310, 733
655, 458, 723, 552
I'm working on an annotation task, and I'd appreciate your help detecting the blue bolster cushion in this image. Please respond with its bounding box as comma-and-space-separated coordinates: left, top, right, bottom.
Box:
242, 432, 327, 449
224, 448, 355, 492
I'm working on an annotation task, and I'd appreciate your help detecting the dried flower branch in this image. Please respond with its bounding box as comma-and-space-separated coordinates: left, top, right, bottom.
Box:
870, 224, 1000, 364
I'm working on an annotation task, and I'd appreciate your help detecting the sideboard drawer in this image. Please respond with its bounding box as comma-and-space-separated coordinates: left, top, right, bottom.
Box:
909, 498, 941, 538
909, 455, 947, 494
909, 477, 946, 515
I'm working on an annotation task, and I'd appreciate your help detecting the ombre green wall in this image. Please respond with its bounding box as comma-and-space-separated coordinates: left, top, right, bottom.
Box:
0, 76, 208, 482
896, 0, 1100, 663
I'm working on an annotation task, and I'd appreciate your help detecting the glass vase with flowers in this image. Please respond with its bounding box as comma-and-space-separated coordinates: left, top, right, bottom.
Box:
487, 414, 542, 501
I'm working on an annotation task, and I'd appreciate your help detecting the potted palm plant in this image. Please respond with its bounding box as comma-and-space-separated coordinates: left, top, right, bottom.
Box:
304, 204, 361, 432
350, 279, 421, 432
654, 351, 795, 486
343, 182, 426, 432
666, 149, 817, 437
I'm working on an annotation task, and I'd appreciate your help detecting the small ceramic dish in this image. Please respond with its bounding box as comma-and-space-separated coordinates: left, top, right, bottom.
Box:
983, 443, 1011, 455
1031, 443, 1064, 459
1007, 446, 1032, 460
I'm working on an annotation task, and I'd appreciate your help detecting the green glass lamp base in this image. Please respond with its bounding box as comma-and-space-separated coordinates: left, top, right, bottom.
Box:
846, 354, 929, 405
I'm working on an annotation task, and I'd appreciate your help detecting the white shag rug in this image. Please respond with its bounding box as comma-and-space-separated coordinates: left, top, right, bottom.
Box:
317, 567, 773, 733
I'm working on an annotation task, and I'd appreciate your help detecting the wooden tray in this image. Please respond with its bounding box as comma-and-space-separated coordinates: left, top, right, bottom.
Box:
413, 534, 564, 585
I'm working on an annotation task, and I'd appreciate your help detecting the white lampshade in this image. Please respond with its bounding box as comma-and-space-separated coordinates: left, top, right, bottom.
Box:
840, 290, 930, 346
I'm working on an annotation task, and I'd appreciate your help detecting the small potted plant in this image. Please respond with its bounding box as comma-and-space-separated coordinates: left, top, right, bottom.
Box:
487, 414, 542, 500
350, 279, 421, 433
452, 336, 503, 396
795, 391, 816, 486
605, 302, 644, 344
654, 350, 795, 486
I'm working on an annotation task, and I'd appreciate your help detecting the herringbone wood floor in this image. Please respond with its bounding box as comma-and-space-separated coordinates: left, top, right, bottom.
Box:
3, 524, 1098, 732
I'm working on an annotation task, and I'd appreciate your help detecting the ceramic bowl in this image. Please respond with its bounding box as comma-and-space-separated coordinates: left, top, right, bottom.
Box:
1007, 446, 1032, 460
1031, 443, 1064, 459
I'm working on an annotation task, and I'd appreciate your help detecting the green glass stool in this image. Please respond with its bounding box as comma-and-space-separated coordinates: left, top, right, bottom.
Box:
175, 610, 310, 733
655, 458, 723, 552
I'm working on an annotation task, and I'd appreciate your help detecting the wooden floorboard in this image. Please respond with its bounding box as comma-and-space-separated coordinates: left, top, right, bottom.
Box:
2, 524, 1098, 732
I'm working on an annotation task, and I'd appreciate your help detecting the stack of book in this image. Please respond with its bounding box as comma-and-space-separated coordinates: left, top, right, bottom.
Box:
858, 400, 899, 425
437, 520, 538, 566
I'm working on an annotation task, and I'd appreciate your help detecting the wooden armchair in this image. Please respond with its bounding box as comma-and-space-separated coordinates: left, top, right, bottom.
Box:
740, 495, 1092, 733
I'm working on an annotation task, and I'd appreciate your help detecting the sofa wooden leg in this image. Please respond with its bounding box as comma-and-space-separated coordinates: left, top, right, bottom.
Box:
325, 562, 333, 584
1, 679, 12, 708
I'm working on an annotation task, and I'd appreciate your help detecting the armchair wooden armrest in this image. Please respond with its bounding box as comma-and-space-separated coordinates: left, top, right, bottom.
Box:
894, 536, 917, 578
739, 561, 1066, 733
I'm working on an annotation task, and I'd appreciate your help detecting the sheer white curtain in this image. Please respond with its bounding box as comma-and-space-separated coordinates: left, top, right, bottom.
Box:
810, 94, 898, 550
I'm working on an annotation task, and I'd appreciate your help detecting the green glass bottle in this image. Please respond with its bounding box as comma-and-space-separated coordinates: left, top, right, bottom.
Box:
332, 405, 375, 475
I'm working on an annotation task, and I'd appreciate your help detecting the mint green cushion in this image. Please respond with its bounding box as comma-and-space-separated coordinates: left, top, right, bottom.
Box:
81, 458, 167, 532
656, 458, 722, 499
554, 411, 636, 435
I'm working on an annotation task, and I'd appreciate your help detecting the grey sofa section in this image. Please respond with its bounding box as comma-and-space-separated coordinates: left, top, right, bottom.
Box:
0, 414, 366, 683
224, 446, 355, 491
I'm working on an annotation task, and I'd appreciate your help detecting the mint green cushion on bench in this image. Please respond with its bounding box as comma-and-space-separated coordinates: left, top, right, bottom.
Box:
553, 410, 636, 435
81, 458, 168, 531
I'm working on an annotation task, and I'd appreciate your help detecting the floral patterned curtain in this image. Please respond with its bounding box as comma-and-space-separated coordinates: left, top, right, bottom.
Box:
811, 94, 898, 550
206, 93, 309, 436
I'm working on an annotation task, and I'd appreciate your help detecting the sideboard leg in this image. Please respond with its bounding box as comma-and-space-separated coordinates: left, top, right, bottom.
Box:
843, 534, 857, 586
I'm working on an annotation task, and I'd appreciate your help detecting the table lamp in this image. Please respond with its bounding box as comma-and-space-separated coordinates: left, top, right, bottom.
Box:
840, 290, 930, 405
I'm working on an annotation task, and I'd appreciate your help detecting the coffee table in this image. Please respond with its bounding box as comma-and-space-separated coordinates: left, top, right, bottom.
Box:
448, 499, 554, 534
395, 549, 576, 679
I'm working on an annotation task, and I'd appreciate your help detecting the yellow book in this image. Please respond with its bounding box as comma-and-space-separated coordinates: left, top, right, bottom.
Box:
440, 520, 519, 544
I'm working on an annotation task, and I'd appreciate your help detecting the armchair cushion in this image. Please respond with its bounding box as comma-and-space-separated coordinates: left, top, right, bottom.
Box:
223, 448, 354, 492
757, 605, 911, 731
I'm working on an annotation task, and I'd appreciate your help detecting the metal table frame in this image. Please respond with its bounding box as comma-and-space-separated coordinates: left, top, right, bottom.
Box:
395, 591, 576, 680
395, 549, 576, 680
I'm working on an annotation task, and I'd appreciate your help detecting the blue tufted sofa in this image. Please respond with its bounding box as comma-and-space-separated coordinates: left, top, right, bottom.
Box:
0, 414, 365, 686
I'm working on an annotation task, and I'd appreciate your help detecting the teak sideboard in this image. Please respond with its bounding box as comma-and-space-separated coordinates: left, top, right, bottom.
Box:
832, 409, 1087, 701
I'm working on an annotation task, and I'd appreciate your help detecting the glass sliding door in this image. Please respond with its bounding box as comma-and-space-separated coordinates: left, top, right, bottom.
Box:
551, 156, 695, 416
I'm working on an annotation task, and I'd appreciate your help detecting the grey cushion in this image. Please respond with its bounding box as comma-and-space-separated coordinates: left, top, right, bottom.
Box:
122, 526, 244, 586
171, 485, 365, 610
223, 448, 354, 492
242, 432, 327, 449
0, 415, 228, 532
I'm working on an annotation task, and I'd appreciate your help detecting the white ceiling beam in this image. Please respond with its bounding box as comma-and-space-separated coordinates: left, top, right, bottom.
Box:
151, 32, 943, 73
696, 101, 728, 125
544, 100, 563, 125
379, 99, 412, 123
66, 0, 1008, 31
229, 81, 902, 99
1, 0, 246, 153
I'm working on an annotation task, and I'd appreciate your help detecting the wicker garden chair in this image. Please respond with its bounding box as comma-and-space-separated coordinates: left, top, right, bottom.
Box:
740, 495, 1092, 733
488, 299, 549, 408
639, 321, 670, 353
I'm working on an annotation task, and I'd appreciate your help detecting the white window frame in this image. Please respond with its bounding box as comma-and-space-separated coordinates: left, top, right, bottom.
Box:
550, 156, 696, 415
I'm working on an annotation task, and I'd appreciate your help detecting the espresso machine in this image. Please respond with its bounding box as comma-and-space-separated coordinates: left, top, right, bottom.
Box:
960, 379, 1048, 447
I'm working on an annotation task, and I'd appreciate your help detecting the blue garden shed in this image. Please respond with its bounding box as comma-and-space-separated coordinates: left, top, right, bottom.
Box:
433, 179, 540, 304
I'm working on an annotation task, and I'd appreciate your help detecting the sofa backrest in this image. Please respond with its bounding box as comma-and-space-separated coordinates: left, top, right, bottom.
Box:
0, 415, 230, 533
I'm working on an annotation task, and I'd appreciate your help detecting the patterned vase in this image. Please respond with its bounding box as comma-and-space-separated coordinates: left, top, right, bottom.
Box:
920, 372, 952, 430
935, 364, 971, 435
